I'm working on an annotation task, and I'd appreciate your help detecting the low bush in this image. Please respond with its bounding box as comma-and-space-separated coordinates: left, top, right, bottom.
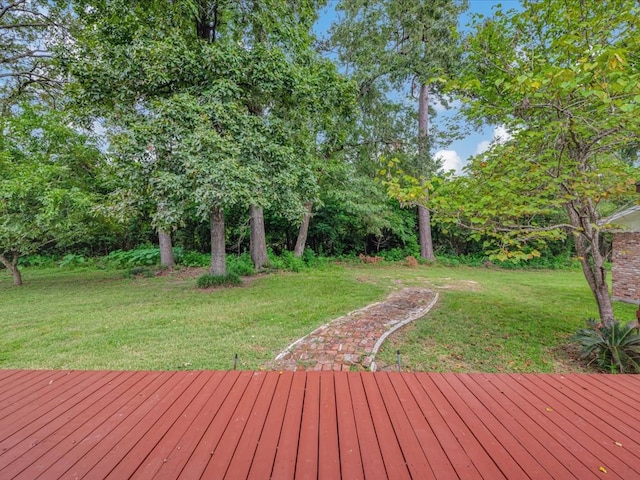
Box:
196, 272, 242, 288
59, 254, 89, 268
268, 250, 306, 272
227, 253, 255, 276
571, 319, 640, 373
18, 254, 58, 268
181, 251, 210, 267
104, 248, 160, 268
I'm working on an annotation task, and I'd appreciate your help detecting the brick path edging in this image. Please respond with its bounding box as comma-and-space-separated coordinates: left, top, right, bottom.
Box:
368, 292, 438, 371
271, 288, 439, 372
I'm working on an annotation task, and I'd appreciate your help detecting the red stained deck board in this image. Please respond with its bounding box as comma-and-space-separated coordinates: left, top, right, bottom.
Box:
375, 373, 435, 479
480, 374, 618, 480
269, 372, 306, 479
1, 371, 640, 479
154, 370, 244, 479
0, 370, 109, 430
457, 374, 562, 479
100, 371, 216, 479
386, 374, 458, 479
174, 370, 253, 479
415, 373, 506, 479
201, 371, 272, 480
529, 375, 640, 452
441, 373, 545, 480
347, 373, 389, 480
511, 373, 635, 480
295, 371, 321, 480
401, 373, 482, 479
540, 375, 640, 451
246, 371, 294, 479
0, 371, 138, 473
333, 373, 364, 480
360, 373, 412, 480
32, 371, 184, 480
434, 373, 528, 479
123, 370, 227, 479
318, 373, 340, 479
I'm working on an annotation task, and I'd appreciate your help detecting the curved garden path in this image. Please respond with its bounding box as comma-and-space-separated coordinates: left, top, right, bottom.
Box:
269, 288, 438, 372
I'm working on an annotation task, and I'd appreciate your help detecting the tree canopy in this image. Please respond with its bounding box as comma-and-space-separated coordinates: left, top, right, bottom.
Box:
434, 0, 640, 325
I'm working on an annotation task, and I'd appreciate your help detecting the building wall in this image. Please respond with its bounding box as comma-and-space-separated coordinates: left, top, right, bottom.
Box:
612, 232, 640, 303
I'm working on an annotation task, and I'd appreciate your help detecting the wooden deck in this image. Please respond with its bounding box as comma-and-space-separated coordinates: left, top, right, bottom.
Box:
1, 370, 639, 479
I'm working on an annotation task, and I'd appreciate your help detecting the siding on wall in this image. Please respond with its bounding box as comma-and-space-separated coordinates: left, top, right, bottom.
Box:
612, 232, 640, 303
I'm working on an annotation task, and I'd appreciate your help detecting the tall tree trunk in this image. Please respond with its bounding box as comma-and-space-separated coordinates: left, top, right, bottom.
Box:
0, 253, 23, 286
210, 207, 226, 275
158, 230, 175, 268
250, 205, 269, 269
418, 82, 435, 260
294, 202, 313, 258
566, 200, 615, 326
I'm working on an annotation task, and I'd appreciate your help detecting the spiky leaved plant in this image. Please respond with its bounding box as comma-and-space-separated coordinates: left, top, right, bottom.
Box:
572, 319, 640, 373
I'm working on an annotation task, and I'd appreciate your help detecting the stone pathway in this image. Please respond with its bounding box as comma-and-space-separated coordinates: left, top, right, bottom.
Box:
269, 288, 438, 372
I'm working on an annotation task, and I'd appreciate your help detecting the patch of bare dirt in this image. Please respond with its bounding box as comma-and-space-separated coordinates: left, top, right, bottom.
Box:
435, 279, 482, 292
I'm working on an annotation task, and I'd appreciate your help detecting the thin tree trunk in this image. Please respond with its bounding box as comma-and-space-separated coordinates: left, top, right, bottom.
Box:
210, 207, 226, 275
294, 202, 313, 258
158, 230, 175, 268
0, 253, 22, 286
250, 205, 269, 269
566, 200, 615, 326
418, 82, 435, 260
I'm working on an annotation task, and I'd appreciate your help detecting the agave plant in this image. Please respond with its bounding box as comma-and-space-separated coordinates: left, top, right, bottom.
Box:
572, 319, 640, 373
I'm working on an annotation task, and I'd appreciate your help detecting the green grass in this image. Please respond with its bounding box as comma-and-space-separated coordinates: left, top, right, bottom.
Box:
1, 263, 636, 372
370, 265, 638, 373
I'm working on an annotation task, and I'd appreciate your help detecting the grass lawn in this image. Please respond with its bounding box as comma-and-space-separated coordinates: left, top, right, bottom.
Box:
1, 263, 636, 372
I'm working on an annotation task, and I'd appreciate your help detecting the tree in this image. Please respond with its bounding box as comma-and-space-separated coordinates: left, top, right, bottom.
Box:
63, 0, 348, 274
0, 0, 69, 106
0, 103, 105, 285
330, 0, 467, 260
437, 0, 640, 326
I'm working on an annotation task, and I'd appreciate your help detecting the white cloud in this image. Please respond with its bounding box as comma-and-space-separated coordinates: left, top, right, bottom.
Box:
435, 150, 464, 175
473, 124, 513, 157
432, 95, 463, 113
493, 125, 512, 142
475, 140, 491, 155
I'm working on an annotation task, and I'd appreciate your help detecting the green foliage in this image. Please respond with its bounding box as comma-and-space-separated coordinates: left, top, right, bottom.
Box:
379, 247, 418, 262
432, 0, 640, 325
0, 102, 107, 284
196, 272, 242, 289
180, 251, 211, 268
572, 320, 640, 373
0, 0, 68, 106
226, 254, 255, 277
268, 250, 306, 272
59, 254, 89, 268
104, 248, 161, 268
17, 255, 58, 268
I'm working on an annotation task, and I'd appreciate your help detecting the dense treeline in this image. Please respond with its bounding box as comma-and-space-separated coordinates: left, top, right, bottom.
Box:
2, 0, 639, 328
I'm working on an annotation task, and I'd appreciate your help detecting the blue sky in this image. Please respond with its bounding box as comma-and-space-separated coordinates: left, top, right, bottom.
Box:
315, 0, 522, 174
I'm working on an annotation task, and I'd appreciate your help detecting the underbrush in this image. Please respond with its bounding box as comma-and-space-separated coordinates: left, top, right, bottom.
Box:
196, 272, 242, 288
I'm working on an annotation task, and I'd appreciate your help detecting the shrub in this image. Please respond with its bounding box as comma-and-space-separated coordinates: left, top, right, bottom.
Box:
227, 253, 255, 276
196, 272, 242, 288
59, 253, 88, 268
571, 319, 640, 373
104, 248, 160, 268
18, 254, 57, 268
181, 251, 210, 267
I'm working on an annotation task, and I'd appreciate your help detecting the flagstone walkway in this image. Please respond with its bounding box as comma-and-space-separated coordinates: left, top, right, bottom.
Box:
270, 288, 438, 372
